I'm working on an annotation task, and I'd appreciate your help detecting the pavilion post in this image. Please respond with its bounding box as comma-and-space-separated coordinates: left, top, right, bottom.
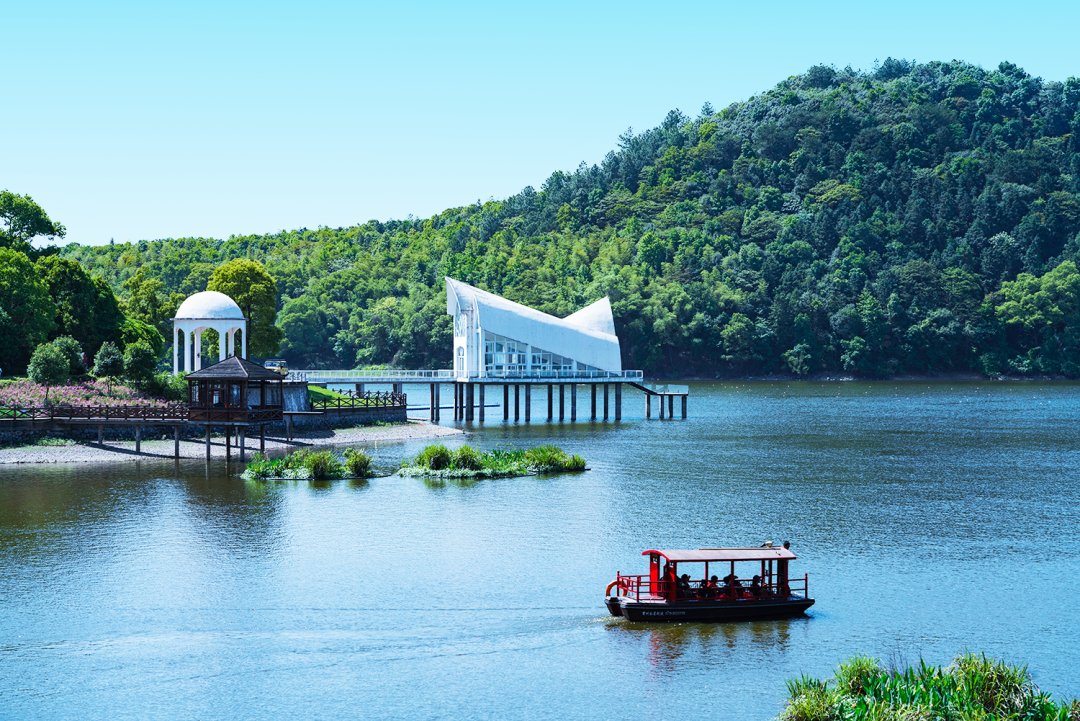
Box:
478, 384, 485, 422
647, 394, 652, 419
98, 424, 104, 445
174, 426, 180, 459
225, 426, 231, 460
682, 395, 687, 419
571, 384, 577, 421
135, 424, 141, 454
239, 426, 245, 462
525, 384, 531, 422
260, 424, 265, 453
668, 395, 674, 418
615, 384, 622, 420
591, 384, 597, 420
205, 425, 211, 459
604, 384, 609, 420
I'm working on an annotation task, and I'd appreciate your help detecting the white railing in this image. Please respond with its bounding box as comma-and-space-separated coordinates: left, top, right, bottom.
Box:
290, 369, 645, 383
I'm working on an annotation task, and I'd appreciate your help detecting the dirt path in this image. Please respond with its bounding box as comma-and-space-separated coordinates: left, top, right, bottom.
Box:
0, 421, 464, 464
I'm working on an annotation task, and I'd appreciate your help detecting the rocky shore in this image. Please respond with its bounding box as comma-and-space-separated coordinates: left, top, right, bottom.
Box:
0, 421, 464, 464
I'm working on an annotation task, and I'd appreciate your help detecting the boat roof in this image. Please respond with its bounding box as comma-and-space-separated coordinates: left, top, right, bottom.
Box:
643, 547, 797, 562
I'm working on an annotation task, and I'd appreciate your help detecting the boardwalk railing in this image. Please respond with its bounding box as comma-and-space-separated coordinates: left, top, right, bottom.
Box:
291, 368, 645, 383
0, 404, 188, 422
310, 390, 406, 411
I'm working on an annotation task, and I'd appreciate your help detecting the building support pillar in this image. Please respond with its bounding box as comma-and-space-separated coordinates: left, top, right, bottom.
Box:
547, 384, 553, 421
465, 383, 474, 422
603, 384, 609, 420
478, 384, 485, 422
659, 395, 665, 419
570, 384, 577, 421
647, 394, 652, 419
514, 385, 520, 421
668, 395, 674, 419
682, 395, 687, 419
525, 384, 531, 422
559, 384, 565, 421
615, 383, 622, 421
591, 384, 597, 420
503, 385, 509, 420
453, 384, 459, 420
429, 384, 436, 421
355, 383, 365, 395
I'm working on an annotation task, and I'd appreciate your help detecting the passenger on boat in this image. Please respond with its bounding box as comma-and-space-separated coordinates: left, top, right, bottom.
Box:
750, 575, 762, 597
677, 574, 692, 599
704, 575, 719, 599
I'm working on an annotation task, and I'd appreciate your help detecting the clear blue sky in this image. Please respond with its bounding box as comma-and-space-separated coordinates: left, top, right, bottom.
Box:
6, 0, 1079, 247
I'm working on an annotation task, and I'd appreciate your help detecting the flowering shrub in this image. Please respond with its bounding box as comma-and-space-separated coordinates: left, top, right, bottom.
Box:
0, 379, 172, 408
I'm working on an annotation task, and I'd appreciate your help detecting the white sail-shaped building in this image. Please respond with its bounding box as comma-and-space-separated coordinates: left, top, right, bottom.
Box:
445, 277, 622, 378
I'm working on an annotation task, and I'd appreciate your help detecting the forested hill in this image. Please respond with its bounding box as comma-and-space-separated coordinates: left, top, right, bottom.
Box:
65, 59, 1080, 377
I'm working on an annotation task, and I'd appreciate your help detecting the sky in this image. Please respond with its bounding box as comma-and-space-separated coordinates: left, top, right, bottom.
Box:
6, 0, 1080, 248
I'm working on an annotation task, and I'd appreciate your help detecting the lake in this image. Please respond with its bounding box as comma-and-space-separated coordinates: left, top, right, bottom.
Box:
1, 381, 1078, 719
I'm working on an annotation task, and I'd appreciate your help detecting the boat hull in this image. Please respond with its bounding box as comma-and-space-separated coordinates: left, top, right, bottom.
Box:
609, 595, 814, 622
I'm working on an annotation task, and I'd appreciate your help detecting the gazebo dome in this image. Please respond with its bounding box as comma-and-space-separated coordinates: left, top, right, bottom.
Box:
174, 291, 245, 320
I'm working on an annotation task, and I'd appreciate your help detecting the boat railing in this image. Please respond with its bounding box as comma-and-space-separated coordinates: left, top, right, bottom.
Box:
615, 573, 808, 601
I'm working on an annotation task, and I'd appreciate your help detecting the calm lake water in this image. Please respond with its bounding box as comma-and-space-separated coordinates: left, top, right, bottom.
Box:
2, 381, 1078, 719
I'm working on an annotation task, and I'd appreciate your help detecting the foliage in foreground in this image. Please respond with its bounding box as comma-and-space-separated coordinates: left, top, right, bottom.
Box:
779, 652, 1080, 721
399, 443, 587, 478
242, 447, 374, 480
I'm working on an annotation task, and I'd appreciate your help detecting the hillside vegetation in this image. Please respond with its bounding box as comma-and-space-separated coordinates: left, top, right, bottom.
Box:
63, 59, 1080, 377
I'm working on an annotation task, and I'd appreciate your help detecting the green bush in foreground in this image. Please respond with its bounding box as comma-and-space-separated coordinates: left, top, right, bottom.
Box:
779, 652, 1080, 721
400, 443, 587, 478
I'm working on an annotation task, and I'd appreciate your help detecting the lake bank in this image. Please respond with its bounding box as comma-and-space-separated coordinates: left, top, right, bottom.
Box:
0, 420, 463, 464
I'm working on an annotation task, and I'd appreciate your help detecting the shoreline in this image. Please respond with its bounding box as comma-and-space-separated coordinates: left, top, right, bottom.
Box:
648, 372, 1076, 382
0, 420, 464, 464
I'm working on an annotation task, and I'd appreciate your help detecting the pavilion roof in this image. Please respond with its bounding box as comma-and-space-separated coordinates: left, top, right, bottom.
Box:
185, 356, 284, 381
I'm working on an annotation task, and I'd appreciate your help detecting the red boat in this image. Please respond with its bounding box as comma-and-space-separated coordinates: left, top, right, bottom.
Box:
605, 546, 814, 621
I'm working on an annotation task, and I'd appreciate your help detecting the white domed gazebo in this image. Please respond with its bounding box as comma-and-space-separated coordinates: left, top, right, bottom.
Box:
172, 291, 248, 374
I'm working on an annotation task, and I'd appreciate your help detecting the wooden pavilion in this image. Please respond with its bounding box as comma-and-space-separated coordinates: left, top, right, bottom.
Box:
186, 356, 284, 460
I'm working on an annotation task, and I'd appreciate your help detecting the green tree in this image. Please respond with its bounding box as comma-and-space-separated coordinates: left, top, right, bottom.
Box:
27, 342, 68, 404
0, 248, 57, 375
36, 256, 124, 361
120, 318, 165, 358
51, 336, 85, 375
121, 267, 169, 333
93, 341, 124, 394
0, 190, 66, 255
207, 259, 283, 357
123, 340, 157, 388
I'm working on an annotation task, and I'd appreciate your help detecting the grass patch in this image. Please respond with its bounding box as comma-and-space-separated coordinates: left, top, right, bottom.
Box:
399, 443, 587, 479
308, 385, 351, 402
778, 652, 1079, 721
243, 447, 375, 481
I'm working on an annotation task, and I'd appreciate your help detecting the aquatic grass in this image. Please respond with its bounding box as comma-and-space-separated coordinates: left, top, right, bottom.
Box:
400, 443, 587, 479
244, 446, 376, 481
777, 653, 1079, 721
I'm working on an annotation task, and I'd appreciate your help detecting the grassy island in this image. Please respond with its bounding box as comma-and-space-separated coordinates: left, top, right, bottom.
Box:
243, 447, 375, 480
780, 653, 1079, 721
398, 443, 586, 479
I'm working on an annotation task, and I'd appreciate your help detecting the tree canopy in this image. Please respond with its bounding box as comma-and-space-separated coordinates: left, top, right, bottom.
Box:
0, 191, 66, 256
59, 60, 1080, 377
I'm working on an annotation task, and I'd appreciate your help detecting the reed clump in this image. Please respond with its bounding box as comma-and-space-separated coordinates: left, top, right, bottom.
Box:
399, 443, 587, 479
778, 652, 1079, 721
243, 447, 375, 480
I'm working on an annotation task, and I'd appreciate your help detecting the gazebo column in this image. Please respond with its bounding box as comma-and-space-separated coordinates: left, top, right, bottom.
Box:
173, 327, 179, 374
185, 330, 192, 373
219, 330, 227, 364
195, 332, 202, 370
241, 328, 247, 360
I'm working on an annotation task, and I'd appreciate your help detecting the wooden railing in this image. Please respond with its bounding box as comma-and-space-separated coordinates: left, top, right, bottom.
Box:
0, 404, 189, 422
310, 390, 406, 411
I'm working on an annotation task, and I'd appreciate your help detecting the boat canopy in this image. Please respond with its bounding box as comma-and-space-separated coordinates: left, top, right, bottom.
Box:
643, 548, 797, 563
